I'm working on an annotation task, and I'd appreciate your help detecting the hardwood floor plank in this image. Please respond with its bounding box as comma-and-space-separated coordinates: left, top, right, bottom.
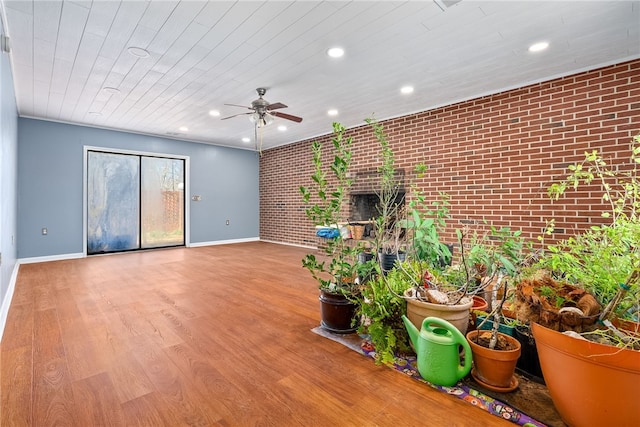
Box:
107, 351, 155, 404
132, 335, 221, 426
120, 392, 183, 426
33, 309, 65, 364
273, 372, 361, 426
0, 345, 33, 426
33, 357, 77, 426
63, 336, 109, 382
70, 372, 125, 426
162, 343, 245, 422
1, 242, 515, 426
1, 302, 34, 351
132, 306, 185, 349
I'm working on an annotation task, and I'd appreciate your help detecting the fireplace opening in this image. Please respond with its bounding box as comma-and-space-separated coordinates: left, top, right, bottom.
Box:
349, 192, 405, 239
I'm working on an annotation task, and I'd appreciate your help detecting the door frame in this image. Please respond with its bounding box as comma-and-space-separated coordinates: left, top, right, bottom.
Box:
82, 145, 190, 257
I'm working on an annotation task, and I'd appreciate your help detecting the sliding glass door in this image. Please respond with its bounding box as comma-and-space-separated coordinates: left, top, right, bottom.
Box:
141, 156, 185, 249
87, 150, 185, 254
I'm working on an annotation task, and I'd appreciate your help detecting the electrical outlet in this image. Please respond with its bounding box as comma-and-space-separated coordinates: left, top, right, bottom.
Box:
42, 227, 48, 235
192, 195, 202, 201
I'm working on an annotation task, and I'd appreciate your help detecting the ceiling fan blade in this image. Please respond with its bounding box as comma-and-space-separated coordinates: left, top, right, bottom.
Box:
271, 111, 303, 123
266, 102, 287, 111
221, 112, 252, 120
224, 103, 253, 110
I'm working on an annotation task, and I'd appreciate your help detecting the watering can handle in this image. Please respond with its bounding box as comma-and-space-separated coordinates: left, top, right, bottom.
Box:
422, 317, 473, 378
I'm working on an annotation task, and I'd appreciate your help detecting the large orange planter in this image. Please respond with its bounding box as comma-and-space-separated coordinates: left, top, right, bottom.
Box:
532, 322, 640, 427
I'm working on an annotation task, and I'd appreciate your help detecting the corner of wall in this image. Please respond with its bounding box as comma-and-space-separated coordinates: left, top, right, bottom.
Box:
0, 261, 19, 343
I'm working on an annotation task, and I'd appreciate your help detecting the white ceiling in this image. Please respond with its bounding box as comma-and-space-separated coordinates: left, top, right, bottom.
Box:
1, 0, 639, 151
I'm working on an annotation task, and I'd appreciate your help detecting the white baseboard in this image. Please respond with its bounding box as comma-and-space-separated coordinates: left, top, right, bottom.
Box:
260, 239, 316, 250
18, 252, 85, 264
0, 262, 20, 343
189, 237, 260, 248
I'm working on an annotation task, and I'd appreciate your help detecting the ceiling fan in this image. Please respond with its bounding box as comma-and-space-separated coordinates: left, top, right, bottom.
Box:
221, 88, 303, 127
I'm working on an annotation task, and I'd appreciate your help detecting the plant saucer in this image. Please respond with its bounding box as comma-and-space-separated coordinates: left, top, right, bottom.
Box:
471, 368, 519, 393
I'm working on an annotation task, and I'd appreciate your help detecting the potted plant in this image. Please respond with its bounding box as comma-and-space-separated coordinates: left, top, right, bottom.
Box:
357, 265, 413, 364
448, 225, 529, 393
402, 222, 527, 336
300, 122, 361, 333
366, 117, 407, 272
525, 134, 640, 426
466, 329, 521, 392
466, 278, 522, 392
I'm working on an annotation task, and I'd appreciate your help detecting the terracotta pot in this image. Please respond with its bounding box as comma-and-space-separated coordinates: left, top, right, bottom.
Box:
532, 322, 640, 426
469, 296, 489, 332
319, 290, 358, 334
613, 318, 640, 335
404, 289, 472, 335
471, 295, 488, 312
466, 330, 521, 391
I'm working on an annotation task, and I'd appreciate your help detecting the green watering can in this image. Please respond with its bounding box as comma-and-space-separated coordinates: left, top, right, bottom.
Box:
402, 315, 472, 387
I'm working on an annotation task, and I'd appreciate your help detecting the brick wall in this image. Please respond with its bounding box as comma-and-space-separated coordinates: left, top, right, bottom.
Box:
260, 60, 640, 250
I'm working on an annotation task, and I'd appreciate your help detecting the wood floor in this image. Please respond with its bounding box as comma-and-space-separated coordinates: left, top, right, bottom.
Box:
1, 242, 512, 426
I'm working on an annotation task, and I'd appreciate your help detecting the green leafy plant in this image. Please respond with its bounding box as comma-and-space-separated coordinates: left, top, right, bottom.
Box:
405, 185, 452, 269
540, 134, 640, 322
300, 122, 360, 294
365, 117, 405, 255
357, 263, 414, 364
449, 223, 528, 305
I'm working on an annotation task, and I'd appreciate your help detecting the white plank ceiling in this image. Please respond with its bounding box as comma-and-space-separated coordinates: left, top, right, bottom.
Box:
1, 0, 639, 151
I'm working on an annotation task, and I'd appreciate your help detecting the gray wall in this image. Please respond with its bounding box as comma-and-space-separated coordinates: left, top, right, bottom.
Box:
0, 17, 18, 319
18, 118, 259, 258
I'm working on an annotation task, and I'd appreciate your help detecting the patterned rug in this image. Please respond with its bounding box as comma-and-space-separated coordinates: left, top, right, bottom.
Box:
312, 326, 547, 427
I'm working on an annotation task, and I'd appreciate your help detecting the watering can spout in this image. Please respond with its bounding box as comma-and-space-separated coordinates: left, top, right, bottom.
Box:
402, 315, 419, 349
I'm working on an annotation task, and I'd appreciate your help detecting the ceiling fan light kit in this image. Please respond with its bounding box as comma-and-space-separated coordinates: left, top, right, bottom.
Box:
249, 112, 274, 128
222, 88, 303, 129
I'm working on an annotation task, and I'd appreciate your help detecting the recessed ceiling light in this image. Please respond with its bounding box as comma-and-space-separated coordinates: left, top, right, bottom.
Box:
179, 126, 188, 132
528, 42, 549, 53
401, 86, 414, 94
327, 47, 344, 58
88, 111, 102, 116
278, 125, 287, 131
327, 109, 338, 116
127, 46, 150, 58
242, 137, 251, 143
209, 109, 220, 117
102, 87, 120, 94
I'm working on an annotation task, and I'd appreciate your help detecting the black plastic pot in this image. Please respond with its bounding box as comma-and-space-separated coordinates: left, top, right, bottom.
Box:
357, 251, 376, 283
378, 250, 406, 274
319, 289, 358, 334
514, 325, 545, 383
358, 251, 375, 263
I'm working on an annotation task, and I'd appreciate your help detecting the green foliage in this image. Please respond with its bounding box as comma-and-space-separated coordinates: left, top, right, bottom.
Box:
542, 219, 639, 317
357, 266, 413, 364
365, 117, 404, 254
455, 224, 528, 300
405, 191, 452, 268
540, 134, 640, 320
300, 123, 359, 293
